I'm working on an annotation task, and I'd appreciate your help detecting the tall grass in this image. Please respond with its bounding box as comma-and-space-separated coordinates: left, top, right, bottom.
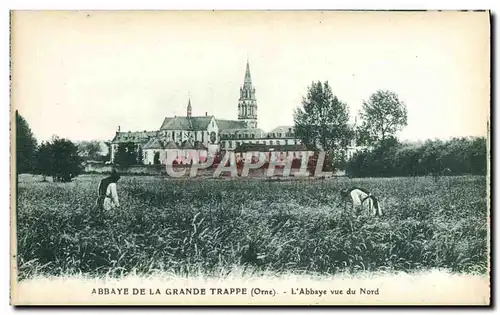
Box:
15, 175, 488, 281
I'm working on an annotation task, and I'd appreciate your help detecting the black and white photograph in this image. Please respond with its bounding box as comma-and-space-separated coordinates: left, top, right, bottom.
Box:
10, 10, 491, 305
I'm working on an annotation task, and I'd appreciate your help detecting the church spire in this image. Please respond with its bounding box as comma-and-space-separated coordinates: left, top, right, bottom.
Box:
244, 59, 252, 87
187, 96, 192, 118
238, 60, 257, 128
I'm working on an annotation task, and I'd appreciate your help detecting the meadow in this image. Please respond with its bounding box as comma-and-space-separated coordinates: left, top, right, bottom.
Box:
15, 174, 489, 281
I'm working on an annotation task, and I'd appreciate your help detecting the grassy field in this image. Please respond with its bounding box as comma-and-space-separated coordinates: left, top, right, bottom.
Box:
15, 174, 489, 281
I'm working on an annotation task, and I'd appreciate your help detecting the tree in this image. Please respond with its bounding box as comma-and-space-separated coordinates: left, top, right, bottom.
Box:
293, 81, 352, 168
34, 136, 83, 182
77, 140, 103, 161
469, 137, 487, 175
137, 146, 144, 165
345, 136, 486, 178
114, 142, 139, 167
51, 137, 83, 182
34, 141, 52, 181
16, 111, 38, 174
358, 90, 408, 145
101, 141, 111, 162
354, 124, 372, 147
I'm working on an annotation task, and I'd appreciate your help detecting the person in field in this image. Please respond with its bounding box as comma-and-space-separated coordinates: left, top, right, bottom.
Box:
340, 187, 382, 216
95, 170, 121, 211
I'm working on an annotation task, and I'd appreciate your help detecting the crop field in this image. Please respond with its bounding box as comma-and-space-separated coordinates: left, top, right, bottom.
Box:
15, 174, 489, 281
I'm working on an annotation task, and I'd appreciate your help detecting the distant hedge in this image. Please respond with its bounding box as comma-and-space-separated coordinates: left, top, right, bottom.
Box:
345, 137, 487, 178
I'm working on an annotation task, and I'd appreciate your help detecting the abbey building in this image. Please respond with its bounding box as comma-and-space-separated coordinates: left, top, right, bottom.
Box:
110, 61, 361, 165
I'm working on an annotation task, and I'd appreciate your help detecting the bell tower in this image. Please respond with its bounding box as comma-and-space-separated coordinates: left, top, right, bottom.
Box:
238, 60, 258, 128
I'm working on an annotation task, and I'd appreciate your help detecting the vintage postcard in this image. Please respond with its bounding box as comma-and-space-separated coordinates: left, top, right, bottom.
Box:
10, 10, 491, 306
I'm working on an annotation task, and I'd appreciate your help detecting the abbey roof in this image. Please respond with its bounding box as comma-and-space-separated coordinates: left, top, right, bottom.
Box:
160, 115, 215, 131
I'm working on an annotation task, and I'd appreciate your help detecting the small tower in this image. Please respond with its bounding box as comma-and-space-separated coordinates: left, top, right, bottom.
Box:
187, 97, 192, 118
238, 60, 258, 128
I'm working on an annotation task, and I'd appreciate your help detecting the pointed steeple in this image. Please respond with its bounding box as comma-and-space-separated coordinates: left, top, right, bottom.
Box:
244, 59, 252, 87
187, 96, 192, 118
238, 60, 258, 128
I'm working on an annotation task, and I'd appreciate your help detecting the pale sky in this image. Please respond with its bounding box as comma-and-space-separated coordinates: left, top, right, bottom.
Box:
11, 10, 490, 143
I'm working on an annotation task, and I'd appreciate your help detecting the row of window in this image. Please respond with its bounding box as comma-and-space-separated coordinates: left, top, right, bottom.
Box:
120, 130, 295, 143
220, 132, 295, 140
235, 151, 305, 159
222, 139, 298, 148
160, 131, 211, 143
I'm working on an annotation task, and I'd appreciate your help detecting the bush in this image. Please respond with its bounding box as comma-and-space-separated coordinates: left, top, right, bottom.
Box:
34, 137, 83, 182
346, 137, 487, 178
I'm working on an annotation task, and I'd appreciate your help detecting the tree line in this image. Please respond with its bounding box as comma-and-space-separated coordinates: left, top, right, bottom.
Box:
344, 136, 487, 178
292, 81, 487, 177
113, 142, 145, 167
15, 110, 109, 182
16, 107, 156, 182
